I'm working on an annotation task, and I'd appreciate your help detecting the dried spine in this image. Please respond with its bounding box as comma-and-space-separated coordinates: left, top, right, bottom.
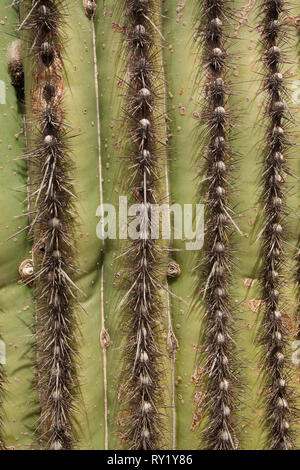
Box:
196, 0, 239, 449
258, 0, 296, 450
120, 0, 165, 450
20, 0, 78, 450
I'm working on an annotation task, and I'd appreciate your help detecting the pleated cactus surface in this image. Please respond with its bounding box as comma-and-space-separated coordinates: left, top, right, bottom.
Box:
0, 0, 300, 450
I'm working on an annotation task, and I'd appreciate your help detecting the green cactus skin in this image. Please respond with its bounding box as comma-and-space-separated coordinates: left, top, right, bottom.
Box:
1, 0, 300, 451
66, 1, 112, 451
60, 0, 106, 450
0, 1, 39, 450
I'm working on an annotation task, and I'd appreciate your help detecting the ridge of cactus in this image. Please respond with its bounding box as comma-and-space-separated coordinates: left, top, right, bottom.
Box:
19, 0, 79, 450
256, 0, 298, 450
0, 0, 40, 450
195, 0, 241, 450
118, 0, 167, 450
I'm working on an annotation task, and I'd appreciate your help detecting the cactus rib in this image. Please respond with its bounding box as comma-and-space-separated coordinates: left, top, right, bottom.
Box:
257, 0, 297, 450
119, 0, 166, 450
20, 0, 79, 450
196, 0, 240, 450
159, 5, 178, 450
82, 0, 110, 450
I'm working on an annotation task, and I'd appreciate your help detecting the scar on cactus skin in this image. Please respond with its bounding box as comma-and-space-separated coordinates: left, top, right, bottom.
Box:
8, 39, 24, 104
195, 0, 241, 450
19, 0, 80, 450
18, 258, 34, 285
82, 0, 111, 451
118, 0, 167, 450
257, 0, 297, 450
167, 260, 181, 279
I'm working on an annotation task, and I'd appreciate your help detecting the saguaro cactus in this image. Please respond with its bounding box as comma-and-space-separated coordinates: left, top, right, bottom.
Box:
0, 0, 300, 451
